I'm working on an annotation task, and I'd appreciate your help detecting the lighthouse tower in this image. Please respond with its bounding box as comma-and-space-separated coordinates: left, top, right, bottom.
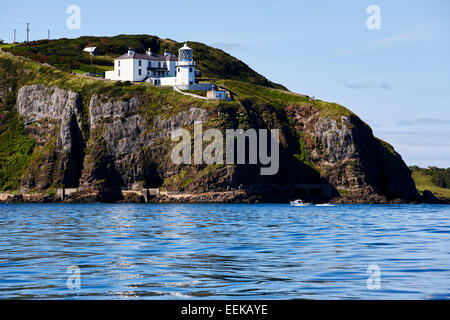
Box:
175, 43, 196, 88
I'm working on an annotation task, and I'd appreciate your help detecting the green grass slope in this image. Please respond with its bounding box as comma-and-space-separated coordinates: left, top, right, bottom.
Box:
4, 35, 286, 90
411, 167, 450, 200
214, 79, 354, 119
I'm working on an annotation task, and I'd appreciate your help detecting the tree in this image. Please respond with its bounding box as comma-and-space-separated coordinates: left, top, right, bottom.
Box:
0, 39, 4, 44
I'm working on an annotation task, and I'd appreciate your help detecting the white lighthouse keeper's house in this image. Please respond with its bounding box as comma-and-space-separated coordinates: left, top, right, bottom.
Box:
105, 43, 228, 98
104, 48, 177, 84
105, 43, 198, 89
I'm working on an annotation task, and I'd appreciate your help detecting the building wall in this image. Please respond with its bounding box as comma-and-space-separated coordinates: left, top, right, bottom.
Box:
216, 91, 226, 99
119, 59, 134, 81
167, 59, 176, 76
105, 58, 150, 82
175, 83, 213, 91
106, 55, 191, 84
176, 65, 195, 86
133, 59, 147, 82
104, 70, 115, 80
105, 58, 135, 81
160, 77, 177, 86
207, 89, 228, 100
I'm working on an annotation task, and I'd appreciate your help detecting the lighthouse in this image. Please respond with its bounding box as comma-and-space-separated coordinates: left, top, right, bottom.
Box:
175, 43, 196, 88
106, 42, 227, 99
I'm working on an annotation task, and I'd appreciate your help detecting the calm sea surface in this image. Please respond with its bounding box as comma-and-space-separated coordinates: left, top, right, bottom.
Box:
0, 203, 449, 299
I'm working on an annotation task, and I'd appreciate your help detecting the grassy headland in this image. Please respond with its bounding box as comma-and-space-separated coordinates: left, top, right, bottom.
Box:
411, 166, 450, 200
2, 35, 286, 89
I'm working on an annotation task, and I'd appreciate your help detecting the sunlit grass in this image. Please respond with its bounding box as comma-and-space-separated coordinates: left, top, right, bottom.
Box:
412, 171, 450, 200
0, 43, 16, 49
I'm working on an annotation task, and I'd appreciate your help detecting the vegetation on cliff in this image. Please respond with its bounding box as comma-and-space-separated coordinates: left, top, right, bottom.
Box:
410, 166, 450, 200
0, 55, 36, 190
3, 35, 286, 90
410, 166, 450, 189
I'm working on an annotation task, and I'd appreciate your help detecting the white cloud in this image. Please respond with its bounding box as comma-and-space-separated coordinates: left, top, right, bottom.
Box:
336, 80, 391, 90
396, 118, 450, 126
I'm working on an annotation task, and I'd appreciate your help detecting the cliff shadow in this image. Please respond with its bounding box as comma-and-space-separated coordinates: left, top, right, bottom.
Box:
63, 113, 85, 188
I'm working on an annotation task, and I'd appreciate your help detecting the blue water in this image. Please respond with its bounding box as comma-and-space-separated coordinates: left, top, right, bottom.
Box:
0, 203, 449, 299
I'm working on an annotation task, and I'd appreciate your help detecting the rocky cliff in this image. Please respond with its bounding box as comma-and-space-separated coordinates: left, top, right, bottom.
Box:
0, 51, 419, 203
286, 104, 417, 202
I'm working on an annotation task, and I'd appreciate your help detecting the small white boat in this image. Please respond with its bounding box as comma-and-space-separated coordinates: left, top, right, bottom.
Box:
315, 203, 335, 207
290, 199, 312, 206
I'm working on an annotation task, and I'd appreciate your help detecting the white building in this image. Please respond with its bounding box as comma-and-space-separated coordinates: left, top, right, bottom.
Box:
83, 47, 98, 55
207, 85, 228, 100
104, 43, 230, 100
105, 48, 176, 83
105, 43, 198, 89
174, 43, 196, 88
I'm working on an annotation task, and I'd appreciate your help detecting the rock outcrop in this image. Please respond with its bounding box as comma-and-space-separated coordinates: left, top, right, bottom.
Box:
16, 85, 84, 190
286, 104, 417, 202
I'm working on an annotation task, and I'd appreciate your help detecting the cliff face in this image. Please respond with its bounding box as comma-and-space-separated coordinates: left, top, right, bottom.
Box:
0, 52, 418, 203
14, 84, 209, 193
286, 105, 417, 202
16, 85, 84, 191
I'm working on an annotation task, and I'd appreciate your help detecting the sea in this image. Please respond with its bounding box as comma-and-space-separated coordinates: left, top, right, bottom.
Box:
0, 203, 449, 299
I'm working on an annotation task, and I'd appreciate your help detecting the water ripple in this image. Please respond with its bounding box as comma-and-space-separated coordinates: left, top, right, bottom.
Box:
0, 203, 449, 299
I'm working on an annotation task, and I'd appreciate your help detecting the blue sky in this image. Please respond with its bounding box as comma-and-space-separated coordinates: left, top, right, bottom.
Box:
1, 0, 449, 167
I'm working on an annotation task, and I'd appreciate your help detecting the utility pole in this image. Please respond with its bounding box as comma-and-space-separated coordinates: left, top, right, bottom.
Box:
13, 29, 16, 43
48, 29, 50, 40
26, 23, 30, 42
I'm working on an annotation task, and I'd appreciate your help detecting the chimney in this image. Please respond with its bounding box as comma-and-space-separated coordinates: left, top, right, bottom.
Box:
164, 49, 170, 56
147, 48, 152, 56
128, 47, 135, 55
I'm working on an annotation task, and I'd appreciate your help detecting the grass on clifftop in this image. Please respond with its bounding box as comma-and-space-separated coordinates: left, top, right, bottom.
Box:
0, 51, 230, 110
3, 35, 285, 90
412, 170, 450, 200
214, 79, 354, 119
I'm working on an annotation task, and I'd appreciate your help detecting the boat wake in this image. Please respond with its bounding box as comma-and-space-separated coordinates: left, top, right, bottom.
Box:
290, 200, 336, 207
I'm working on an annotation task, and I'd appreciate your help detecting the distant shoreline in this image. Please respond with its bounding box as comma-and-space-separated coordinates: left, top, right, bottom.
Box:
1, 189, 448, 205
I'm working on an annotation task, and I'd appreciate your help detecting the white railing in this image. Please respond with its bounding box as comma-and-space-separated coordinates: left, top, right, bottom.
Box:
175, 61, 196, 67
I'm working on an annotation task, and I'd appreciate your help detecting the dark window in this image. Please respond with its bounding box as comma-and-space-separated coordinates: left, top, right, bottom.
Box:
118, 70, 120, 77
138, 69, 142, 76
178, 68, 180, 72
118, 61, 120, 67
138, 60, 142, 66
189, 67, 193, 72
